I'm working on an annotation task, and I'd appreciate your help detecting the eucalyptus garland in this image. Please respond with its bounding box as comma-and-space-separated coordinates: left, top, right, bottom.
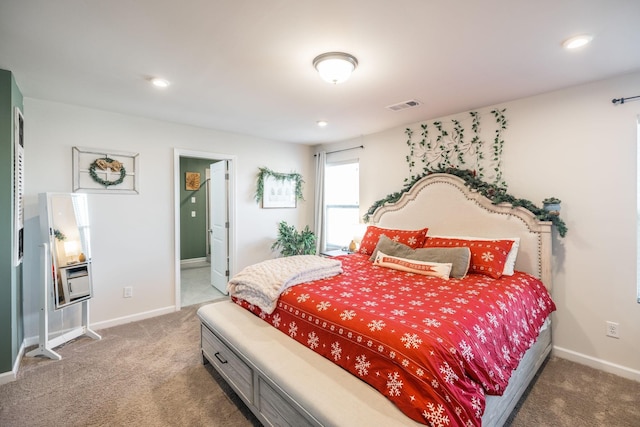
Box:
255, 167, 304, 203
89, 157, 126, 187
363, 168, 567, 237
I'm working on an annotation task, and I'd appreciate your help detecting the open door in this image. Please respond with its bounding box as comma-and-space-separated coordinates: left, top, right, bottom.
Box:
210, 160, 229, 294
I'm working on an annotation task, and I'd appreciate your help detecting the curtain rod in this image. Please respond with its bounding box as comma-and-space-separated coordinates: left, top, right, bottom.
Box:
314, 145, 364, 157
612, 95, 640, 105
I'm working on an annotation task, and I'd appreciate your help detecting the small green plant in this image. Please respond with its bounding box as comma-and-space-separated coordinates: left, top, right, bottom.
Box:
271, 221, 317, 256
53, 229, 66, 241
542, 197, 561, 204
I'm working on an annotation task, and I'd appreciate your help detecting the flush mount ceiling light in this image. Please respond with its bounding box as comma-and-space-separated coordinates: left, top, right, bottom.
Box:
316, 120, 328, 127
150, 77, 170, 88
313, 52, 358, 84
562, 34, 593, 50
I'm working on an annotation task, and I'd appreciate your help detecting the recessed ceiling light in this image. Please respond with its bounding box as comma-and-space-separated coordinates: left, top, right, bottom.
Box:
150, 77, 170, 88
316, 120, 328, 127
562, 34, 593, 50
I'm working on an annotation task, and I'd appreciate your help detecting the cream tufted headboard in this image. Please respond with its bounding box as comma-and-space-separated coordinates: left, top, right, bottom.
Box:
370, 173, 553, 290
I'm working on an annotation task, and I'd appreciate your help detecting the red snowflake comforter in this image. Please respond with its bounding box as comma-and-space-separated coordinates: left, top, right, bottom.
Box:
232, 253, 555, 426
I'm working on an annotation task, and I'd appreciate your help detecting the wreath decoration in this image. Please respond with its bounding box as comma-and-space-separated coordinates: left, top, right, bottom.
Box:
89, 157, 126, 187
255, 167, 304, 204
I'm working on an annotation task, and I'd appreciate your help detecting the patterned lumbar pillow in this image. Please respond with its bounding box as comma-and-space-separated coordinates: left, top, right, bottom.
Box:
373, 251, 452, 279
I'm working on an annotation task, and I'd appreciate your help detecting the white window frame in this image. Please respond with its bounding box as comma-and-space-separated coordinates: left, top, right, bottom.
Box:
324, 160, 359, 251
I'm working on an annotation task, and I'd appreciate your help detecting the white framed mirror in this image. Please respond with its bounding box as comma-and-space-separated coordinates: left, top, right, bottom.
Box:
39, 192, 93, 309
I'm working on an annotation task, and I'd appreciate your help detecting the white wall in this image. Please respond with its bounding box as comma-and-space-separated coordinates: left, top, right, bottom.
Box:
21, 72, 640, 381
321, 71, 640, 381
22, 98, 314, 338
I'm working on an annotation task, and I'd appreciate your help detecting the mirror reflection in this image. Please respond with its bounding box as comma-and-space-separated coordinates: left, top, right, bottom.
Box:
41, 193, 93, 309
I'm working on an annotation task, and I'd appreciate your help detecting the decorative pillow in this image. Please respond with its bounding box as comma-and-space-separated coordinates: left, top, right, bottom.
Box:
423, 236, 514, 279
358, 225, 428, 256
370, 235, 471, 278
426, 235, 520, 276
373, 251, 452, 279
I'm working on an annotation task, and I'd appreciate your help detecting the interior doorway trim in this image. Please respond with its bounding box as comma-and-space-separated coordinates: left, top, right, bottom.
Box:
173, 148, 237, 310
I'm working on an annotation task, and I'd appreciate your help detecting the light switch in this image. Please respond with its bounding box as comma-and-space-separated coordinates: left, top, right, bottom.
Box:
191, 211, 196, 217
191, 197, 196, 203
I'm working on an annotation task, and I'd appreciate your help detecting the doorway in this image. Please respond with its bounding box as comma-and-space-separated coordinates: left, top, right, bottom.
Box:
173, 149, 236, 309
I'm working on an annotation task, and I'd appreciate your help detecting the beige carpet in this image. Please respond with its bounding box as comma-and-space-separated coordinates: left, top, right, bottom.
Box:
1, 305, 638, 427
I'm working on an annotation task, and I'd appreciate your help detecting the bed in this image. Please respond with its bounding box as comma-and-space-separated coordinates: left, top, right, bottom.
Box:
197, 173, 555, 426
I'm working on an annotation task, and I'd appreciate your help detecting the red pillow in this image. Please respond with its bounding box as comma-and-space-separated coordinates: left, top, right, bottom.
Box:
422, 237, 514, 279
359, 226, 428, 256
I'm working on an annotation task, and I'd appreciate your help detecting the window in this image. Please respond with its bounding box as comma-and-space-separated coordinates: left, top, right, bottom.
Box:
325, 161, 359, 250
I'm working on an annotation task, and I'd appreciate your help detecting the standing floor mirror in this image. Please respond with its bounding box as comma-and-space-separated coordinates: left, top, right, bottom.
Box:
27, 192, 101, 360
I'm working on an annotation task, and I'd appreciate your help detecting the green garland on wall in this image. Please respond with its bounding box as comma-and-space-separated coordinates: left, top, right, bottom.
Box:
363, 168, 567, 237
255, 167, 304, 204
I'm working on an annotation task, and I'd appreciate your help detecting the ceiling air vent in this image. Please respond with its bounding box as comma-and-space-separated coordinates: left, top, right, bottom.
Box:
386, 99, 422, 112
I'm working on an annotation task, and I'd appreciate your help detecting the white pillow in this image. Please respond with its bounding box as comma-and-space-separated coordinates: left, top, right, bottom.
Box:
427, 236, 520, 276
374, 251, 452, 279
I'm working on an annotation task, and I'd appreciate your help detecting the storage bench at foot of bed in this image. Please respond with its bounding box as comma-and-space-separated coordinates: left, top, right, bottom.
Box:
197, 300, 552, 427
201, 321, 316, 426
198, 300, 425, 427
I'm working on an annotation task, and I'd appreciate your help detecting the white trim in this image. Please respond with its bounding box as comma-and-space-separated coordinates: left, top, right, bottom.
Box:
0, 342, 26, 385
180, 257, 208, 267
173, 149, 237, 311
91, 305, 176, 330
0, 370, 16, 385
553, 346, 640, 382
636, 115, 640, 304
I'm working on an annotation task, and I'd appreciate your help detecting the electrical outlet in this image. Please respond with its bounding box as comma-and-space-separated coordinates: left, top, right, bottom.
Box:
123, 287, 133, 298
606, 321, 619, 338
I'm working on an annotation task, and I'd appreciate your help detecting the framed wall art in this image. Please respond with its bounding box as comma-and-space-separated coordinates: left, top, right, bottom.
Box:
73, 146, 140, 194
185, 172, 201, 190
255, 167, 303, 209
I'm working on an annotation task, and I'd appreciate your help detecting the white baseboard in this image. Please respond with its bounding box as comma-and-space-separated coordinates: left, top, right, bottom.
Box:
181, 257, 208, 267
0, 341, 26, 385
91, 305, 177, 330
0, 370, 15, 385
553, 345, 640, 382
21, 306, 178, 357
22, 306, 178, 349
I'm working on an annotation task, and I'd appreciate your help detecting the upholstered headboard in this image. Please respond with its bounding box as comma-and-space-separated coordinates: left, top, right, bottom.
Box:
370, 173, 552, 290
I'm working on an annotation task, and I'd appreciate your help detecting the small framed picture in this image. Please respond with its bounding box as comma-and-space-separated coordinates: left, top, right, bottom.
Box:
185, 172, 200, 190
263, 174, 297, 208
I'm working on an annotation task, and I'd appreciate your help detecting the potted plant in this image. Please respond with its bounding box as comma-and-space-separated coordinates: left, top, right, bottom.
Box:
542, 197, 561, 216
271, 221, 317, 256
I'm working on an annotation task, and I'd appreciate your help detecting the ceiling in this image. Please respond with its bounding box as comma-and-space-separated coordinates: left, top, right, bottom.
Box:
1, 1, 639, 145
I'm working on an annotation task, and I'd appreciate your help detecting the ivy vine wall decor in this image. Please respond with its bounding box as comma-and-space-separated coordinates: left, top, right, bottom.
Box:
364, 109, 568, 236
255, 167, 304, 208
405, 108, 508, 188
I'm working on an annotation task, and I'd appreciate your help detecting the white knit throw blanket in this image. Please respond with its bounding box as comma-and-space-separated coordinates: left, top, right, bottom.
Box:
227, 255, 343, 314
